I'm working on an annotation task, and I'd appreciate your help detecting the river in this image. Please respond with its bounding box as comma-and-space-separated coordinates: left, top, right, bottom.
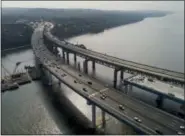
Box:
1, 11, 184, 134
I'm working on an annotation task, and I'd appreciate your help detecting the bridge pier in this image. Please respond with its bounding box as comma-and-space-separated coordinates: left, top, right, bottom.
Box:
48, 71, 53, 86
83, 60, 88, 74
74, 53, 77, 64
62, 50, 65, 60
66, 52, 69, 64
101, 110, 106, 129
92, 104, 96, 129
120, 70, 124, 80
156, 95, 164, 108
78, 62, 81, 72
113, 69, 118, 88
92, 60, 96, 72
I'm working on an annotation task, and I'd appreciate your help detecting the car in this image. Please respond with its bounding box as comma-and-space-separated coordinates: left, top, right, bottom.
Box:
83, 88, 87, 92
119, 105, 125, 110
155, 129, 163, 135
100, 95, 106, 100
134, 117, 142, 123
180, 125, 185, 130
87, 81, 92, 85
61, 74, 67, 77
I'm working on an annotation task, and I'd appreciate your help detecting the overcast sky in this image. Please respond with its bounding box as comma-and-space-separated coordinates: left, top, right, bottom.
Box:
2, 1, 184, 12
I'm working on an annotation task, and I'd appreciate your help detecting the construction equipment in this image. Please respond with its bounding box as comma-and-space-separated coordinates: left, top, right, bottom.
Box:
12, 62, 21, 75
1, 64, 11, 80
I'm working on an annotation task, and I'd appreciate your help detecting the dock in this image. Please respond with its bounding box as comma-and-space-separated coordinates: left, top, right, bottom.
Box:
1, 66, 40, 92
1, 80, 19, 92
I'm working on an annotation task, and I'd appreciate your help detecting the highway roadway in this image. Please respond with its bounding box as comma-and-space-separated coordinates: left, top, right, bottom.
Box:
31, 23, 185, 135
43, 22, 184, 85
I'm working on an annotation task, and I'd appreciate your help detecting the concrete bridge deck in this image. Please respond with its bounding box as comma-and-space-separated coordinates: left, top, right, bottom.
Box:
125, 75, 184, 104
31, 24, 185, 135
43, 23, 184, 85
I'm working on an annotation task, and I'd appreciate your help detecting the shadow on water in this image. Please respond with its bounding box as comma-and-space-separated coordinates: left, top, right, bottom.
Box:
37, 80, 100, 135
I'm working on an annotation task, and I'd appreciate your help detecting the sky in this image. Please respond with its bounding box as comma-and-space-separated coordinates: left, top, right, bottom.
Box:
2, 1, 184, 12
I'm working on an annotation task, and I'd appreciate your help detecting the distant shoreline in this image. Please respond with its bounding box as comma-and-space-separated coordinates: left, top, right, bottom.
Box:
2, 8, 169, 50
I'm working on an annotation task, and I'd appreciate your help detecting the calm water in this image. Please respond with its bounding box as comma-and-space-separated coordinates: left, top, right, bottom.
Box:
1, 12, 184, 134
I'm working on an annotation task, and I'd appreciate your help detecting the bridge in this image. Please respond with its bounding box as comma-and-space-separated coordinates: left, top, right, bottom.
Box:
31, 22, 185, 135
43, 22, 184, 87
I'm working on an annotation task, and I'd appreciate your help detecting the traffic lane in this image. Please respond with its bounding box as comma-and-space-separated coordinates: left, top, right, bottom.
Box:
34, 48, 98, 100
102, 90, 185, 132
44, 55, 106, 94
42, 39, 180, 134
32, 38, 154, 134
46, 31, 184, 80
65, 41, 183, 78
91, 93, 181, 135
90, 94, 158, 134
45, 23, 179, 77
34, 46, 101, 98
36, 28, 184, 127
33, 25, 185, 134
58, 65, 106, 91
50, 39, 184, 81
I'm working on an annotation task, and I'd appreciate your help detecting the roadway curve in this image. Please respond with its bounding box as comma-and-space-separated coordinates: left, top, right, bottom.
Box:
43, 22, 184, 85
31, 23, 185, 135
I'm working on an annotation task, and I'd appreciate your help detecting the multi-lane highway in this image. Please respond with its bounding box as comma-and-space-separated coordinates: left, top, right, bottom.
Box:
43, 23, 184, 85
31, 23, 185, 135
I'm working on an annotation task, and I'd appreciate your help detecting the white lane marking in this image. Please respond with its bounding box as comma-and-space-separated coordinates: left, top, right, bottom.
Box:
88, 88, 109, 98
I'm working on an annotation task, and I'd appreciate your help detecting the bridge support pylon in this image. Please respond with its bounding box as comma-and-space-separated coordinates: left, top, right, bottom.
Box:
66, 52, 69, 64
74, 53, 77, 65
62, 50, 65, 60
120, 70, 124, 80
156, 95, 164, 108
113, 69, 118, 88
101, 110, 106, 129
78, 62, 81, 71
92, 60, 96, 72
92, 104, 96, 129
48, 71, 53, 86
83, 60, 88, 74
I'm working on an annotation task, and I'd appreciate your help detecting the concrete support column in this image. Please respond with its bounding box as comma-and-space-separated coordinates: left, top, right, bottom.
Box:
156, 95, 164, 108
48, 71, 52, 86
92, 60, 96, 71
74, 53, 77, 64
62, 50, 65, 60
92, 104, 96, 129
101, 110, 106, 129
83, 60, 88, 74
78, 62, 81, 72
113, 69, 118, 88
66, 52, 69, 64
120, 70, 124, 80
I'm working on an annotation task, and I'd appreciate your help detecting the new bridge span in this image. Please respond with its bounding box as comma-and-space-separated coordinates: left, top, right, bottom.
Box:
43, 22, 184, 87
